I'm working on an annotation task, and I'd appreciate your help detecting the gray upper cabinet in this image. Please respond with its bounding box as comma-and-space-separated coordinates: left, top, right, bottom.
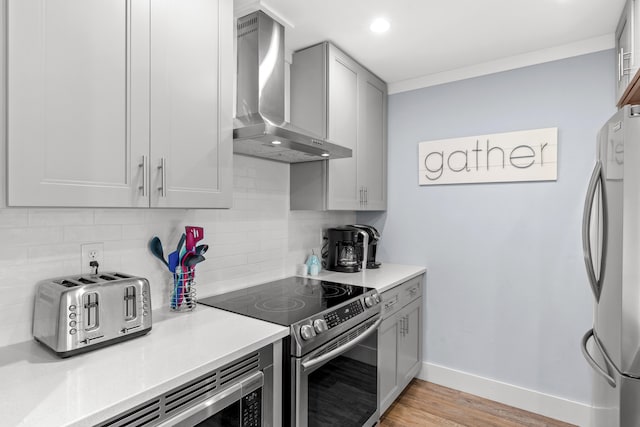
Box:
5, 0, 232, 208
290, 42, 387, 211
616, 0, 640, 104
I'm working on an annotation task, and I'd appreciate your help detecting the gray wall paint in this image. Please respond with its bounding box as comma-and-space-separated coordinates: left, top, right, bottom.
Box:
358, 50, 615, 403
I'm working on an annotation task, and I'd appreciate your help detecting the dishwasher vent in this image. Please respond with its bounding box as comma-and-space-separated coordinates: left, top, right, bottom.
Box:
219, 351, 260, 387
164, 371, 218, 415
98, 399, 161, 427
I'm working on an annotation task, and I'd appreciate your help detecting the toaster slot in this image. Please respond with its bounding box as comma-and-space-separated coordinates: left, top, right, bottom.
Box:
124, 286, 137, 321
83, 292, 99, 330
55, 279, 80, 288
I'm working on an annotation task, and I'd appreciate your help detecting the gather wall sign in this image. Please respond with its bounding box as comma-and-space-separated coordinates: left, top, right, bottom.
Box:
417, 127, 558, 186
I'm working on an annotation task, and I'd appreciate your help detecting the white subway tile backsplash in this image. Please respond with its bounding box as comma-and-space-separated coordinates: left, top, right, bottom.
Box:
27, 243, 79, 264
206, 253, 249, 270
0, 246, 28, 267
0, 226, 64, 246
0, 209, 28, 228
0, 156, 356, 347
94, 209, 148, 225
28, 209, 94, 226
63, 224, 123, 242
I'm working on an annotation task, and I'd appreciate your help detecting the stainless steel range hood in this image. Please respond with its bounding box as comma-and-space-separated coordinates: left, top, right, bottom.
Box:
234, 11, 352, 163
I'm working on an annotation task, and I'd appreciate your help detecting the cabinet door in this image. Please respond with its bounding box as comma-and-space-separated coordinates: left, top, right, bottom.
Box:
358, 74, 387, 210
616, 0, 636, 102
7, 0, 149, 207
378, 315, 400, 415
149, 0, 232, 208
398, 298, 423, 388
326, 46, 360, 210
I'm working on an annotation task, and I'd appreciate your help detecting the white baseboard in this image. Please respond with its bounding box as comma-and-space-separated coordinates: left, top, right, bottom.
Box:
417, 362, 591, 427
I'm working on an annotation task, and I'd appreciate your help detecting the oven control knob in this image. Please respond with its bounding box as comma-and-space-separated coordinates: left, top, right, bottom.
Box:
313, 319, 328, 334
364, 296, 375, 307
373, 293, 380, 304
300, 324, 316, 341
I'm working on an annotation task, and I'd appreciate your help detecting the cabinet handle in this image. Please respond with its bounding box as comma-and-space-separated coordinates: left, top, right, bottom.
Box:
364, 187, 368, 204
385, 299, 397, 310
621, 48, 633, 80
359, 186, 364, 205
619, 48, 623, 81
138, 156, 148, 197
408, 287, 418, 297
405, 315, 409, 335
158, 158, 167, 198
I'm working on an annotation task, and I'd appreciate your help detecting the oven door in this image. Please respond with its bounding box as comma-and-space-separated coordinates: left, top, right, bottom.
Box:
158, 369, 269, 427
294, 316, 381, 427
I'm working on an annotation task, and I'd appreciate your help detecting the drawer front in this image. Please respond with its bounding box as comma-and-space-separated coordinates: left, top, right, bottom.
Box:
380, 287, 402, 319
380, 274, 423, 319
399, 275, 422, 307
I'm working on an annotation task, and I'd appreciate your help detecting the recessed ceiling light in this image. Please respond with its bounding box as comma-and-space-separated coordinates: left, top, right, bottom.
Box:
370, 18, 390, 33
321, 153, 330, 157
272, 140, 282, 145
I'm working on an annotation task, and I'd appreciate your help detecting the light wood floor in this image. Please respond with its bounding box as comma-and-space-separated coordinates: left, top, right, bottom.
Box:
379, 379, 576, 427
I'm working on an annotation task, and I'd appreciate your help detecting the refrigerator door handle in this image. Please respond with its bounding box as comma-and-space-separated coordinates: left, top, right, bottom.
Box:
582, 161, 603, 301
581, 328, 616, 388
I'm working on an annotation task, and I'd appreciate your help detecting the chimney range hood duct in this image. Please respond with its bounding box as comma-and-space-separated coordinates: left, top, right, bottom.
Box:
233, 11, 352, 163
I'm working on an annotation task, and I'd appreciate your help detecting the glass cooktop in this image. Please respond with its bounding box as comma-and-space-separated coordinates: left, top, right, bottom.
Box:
198, 276, 373, 326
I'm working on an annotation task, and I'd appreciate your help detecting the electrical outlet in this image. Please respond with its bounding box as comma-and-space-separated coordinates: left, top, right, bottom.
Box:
81, 243, 104, 275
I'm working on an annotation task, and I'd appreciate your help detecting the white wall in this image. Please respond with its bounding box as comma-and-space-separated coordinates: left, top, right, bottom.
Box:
0, 154, 355, 347
359, 50, 615, 406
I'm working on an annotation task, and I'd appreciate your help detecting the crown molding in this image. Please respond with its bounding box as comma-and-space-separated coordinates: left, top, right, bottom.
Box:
389, 34, 614, 95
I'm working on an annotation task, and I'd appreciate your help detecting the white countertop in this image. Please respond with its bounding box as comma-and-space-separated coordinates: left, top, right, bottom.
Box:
318, 263, 426, 294
0, 263, 424, 427
0, 306, 289, 427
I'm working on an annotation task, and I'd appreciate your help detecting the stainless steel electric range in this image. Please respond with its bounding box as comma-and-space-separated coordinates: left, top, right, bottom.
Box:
199, 276, 382, 427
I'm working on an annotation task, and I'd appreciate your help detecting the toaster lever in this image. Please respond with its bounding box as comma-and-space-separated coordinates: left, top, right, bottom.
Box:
81, 335, 104, 345
121, 325, 141, 334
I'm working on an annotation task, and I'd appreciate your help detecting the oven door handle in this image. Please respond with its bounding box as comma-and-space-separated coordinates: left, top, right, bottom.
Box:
157, 371, 263, 427
301, 317, 382, 371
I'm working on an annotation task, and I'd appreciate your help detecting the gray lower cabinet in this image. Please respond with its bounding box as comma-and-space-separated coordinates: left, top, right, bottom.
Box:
378, 276, 423, 415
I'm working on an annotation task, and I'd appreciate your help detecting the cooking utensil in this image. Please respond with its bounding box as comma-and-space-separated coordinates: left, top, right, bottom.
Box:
149, 236, 169, 268
176, 233, 186, 257
168, 251, 179, 273
172, 266, 182, 309
185, 226, 204, 253
185, 254, 205, 268
195, 244, 209, 256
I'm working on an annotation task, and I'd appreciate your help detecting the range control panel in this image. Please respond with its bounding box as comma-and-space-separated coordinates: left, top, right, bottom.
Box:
324, 300, 364, 329
295, 290, 381, 349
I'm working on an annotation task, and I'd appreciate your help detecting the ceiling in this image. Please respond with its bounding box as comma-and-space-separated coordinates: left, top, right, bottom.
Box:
238, 0, 625, 92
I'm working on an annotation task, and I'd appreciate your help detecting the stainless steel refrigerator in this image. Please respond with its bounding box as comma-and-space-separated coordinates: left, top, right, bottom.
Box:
581, 105, 640, 426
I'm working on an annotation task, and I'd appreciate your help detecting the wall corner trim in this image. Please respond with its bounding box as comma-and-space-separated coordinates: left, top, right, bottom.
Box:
389, 34, 614, 95
417, 362, 591, 426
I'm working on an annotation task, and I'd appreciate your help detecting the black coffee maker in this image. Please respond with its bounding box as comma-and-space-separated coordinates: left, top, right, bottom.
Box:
349, 224, 381, 269
325, 227, 368, 273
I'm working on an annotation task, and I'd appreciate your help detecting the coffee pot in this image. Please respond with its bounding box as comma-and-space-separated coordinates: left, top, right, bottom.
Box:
325, 227, 368, 273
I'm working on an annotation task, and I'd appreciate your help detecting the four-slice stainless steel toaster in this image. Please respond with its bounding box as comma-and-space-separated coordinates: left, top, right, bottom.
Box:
33, 272, 152, 357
